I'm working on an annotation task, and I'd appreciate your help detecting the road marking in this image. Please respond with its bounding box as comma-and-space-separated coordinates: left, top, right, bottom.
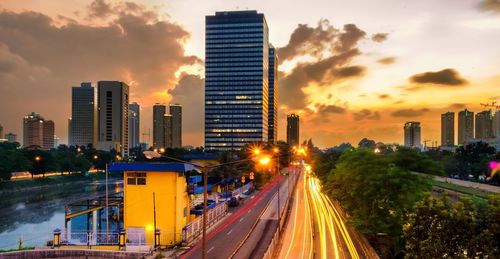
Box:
248, 209, 252, 213
208, 246, 215, 253
239, 216, 245, 222
227, 229, 233, 235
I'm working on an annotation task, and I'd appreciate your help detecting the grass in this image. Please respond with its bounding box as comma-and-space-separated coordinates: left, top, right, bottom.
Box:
425, 178, 492, 205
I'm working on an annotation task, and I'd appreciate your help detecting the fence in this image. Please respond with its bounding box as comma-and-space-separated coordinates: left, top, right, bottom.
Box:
61, 230, 120, 246
232, 182, 254, 197
182, 202, 228, 244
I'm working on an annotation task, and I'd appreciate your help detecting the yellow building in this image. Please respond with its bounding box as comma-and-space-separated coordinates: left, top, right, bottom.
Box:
109, 163, 196, 247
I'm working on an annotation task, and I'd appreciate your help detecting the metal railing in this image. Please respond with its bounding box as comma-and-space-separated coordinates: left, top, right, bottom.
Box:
182, 202, 228, 243
61, 230, 120, 246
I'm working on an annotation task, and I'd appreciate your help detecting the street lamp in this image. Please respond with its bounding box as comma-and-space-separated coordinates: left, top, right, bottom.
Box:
272, 148, 281, 234
35, 156, 41, 162
143, 151, 266, 259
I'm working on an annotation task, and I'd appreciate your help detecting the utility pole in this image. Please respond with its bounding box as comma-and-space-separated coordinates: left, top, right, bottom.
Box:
153, 192, 157, 247
202, 167, 208, 259
105, 163, 109, 240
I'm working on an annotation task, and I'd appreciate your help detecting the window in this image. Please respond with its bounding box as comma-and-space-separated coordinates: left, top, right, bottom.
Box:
127, 172, 146, 185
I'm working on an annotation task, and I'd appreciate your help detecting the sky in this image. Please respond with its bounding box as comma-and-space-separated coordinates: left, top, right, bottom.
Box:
0, 0, 499, 148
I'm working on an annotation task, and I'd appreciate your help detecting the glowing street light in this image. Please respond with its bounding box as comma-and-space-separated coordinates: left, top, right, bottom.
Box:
258, 156, 271, 165
253, 148, 261, 155
159, 148, 165, 153
35, 156, 41, 162
93, 155, 98, 160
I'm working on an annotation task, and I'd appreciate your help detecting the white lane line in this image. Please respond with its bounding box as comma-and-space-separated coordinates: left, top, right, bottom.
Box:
239, 216, 245, 222
227, 229, 233, 235
208, 246, 215, 253
248, 209, 252, 213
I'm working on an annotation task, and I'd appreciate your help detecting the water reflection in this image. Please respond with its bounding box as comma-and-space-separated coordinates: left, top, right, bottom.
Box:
0, 179, 123, 250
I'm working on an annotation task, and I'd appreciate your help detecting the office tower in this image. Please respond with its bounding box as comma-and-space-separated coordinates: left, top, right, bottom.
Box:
54, 135, 60, 148
97, 81, 129, 156
268, 46, 278, 144
493, 110, 500, 140
68, 118, 73, 146
164, 114, 173, 148
129, 102, 140, 149
475, 110, 494, 140
0, 124, 3, 140
404, 122, 421, 148
5, 133, 17, 143
170, 104, 182, 148
287, 114, 300, 146
458, 109, 474, 145
153, 104, 167, 148
23, 112, 54, 150
70, 82, 97, 147
441, 112, 454, 146
205, 10, 270, 150
43, 120, 55, 150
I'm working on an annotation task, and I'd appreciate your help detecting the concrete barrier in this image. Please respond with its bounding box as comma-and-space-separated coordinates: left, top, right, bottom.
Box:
0, 249, 148, 259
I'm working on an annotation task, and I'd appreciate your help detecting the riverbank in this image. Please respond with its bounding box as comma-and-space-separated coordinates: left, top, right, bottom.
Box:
0, 173, 121, 195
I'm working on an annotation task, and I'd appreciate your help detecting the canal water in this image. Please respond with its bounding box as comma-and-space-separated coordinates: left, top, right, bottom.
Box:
0, 179, 123, 250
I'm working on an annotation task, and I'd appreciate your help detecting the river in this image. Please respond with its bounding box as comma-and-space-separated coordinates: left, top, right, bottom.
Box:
0, 178, 123, 250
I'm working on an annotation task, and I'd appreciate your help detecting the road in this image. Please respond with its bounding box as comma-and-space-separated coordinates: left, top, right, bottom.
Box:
182, 175, 287, 259
278, 172, 379, 259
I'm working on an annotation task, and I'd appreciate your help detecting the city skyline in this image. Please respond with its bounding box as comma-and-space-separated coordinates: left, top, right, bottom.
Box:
0, 0, 499, 148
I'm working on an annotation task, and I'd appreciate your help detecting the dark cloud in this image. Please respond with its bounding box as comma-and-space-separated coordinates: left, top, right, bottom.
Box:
478, 0, 500, 14
409, 68, 467, 86
371, 33, 388, 42
332, 65, 365, 78
353, 109, 381, 121
377, 57, 396, 65
0, 1, 200, 144
449, 103, 466, 109
378, 94, 390, 99
316, 104, 347, 114
168, 74, 204, 143
278, 19, 337, 63
88, 0, 112, 18
391, 108, 430, 117
334, 24, 367, 52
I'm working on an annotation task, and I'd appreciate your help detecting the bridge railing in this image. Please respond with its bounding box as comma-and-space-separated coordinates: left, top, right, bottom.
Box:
182, 202, 228, 244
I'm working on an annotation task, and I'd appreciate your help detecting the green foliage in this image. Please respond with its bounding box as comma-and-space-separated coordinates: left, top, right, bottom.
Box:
455, 142, 495, 179
0, 142, 31, 180
388, 146, 444, 176
404, 194, 500, 258
324, 148, 431, 257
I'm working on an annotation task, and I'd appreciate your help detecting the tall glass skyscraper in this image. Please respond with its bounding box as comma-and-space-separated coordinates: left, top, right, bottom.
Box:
205, 10, 270, 151
268, 46, 278, 144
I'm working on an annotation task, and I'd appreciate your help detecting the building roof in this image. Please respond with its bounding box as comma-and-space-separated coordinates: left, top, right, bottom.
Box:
109, 162, 197, 172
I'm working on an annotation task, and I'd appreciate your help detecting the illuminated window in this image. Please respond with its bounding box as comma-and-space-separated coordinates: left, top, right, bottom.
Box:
127, 172, 146, 185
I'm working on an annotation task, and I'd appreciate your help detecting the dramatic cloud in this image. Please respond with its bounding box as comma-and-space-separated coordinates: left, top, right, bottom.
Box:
391, 108, 430, 117
478, 0, 500, 14
0, 1, 200, 144
449, 103, 466, 109
168, 74, 204, 133
278, 21, 369, 109
378, 94, 390, 99
353, 109, 381, 121
409, 68, 467, 86
377, 57, 396, 65
278, 19, 337, 63
371, 33, 388, 42
316, 104, 347, 114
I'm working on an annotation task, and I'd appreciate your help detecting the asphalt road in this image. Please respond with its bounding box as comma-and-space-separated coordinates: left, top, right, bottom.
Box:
181, 176, 282, 259
278, 172, 379, 259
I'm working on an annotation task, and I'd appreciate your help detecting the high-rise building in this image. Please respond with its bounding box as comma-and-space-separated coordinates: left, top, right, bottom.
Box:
54, 135, 60, 148
129, 102, 140, 149
441, 112, 454, 146
170, 104, 182, 148
475, 110, 494, 140
97, 81, 129, 156
458, 109, 474, 145
164, 114, 173, 148
153, 104, 167, 148
268, 46, 278, 144
404, 122, 421, 148
43, 120, 55, 150
205, 10, 270, 151
287, 114, 300, 147
493, 110, 500, 140
70, 82, 97, 147
23, 112, 54, 150
5, 133, 17, 143
68, 118, 72, 146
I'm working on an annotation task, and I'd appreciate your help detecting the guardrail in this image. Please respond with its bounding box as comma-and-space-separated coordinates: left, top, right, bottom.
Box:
182, 202, 228, 244
262, 170, 300, 259
60, 230, 120, 246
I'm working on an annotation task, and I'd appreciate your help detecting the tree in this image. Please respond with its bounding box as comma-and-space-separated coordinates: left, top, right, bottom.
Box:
358, 138, 376, 149
325, 148, 431, 257
0, 142, 31, 180
388, 146, 444, 176
455, 142, 495, 179
404, 194, 500, 258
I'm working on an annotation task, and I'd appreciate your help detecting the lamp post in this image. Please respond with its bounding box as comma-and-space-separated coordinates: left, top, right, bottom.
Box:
273, 148, 281, 233
143, 151, 267, 259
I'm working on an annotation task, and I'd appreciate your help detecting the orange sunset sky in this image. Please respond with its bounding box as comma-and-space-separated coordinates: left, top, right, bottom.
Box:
0, 0, 499, 148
